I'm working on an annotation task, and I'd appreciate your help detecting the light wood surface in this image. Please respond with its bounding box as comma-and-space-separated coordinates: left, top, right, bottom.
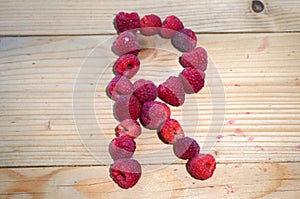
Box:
0, 0, 300, 198
0, 0, 300, 35
0, 163, 299, 198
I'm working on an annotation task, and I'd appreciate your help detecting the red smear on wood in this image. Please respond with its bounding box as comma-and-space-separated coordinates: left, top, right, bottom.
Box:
256, 36, 270, 52
255, 145, 265, 151
216, 135, 224, 142
259, 167, 268, 172
227, 120, 235, 125
225, 185, 235, 195
248, 136, 254, 141
263, 168, 268, 172
234, 84, 241, 87
235, 128, 247, 137
216, 135, 224, 139
296, 145, 300, 149
245, 112, 251, 114
234, 164, 241, 168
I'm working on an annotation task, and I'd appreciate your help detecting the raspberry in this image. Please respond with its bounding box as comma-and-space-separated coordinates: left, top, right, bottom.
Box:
115, 119, 142, 139
113, 95, 141, 121
179, 68, 205, 94
140, 14, 162, 36
186, 154, 216, 180
113, 31, 141, 56
109, 136, 136, 160
106, 75, 133, 100
179, 47, 208, 71
160, 15, 184, 38
110, 158, 142, 189
172, 28, 197, 52
173, 137, 200, 159
114, 54, 140, 79
158, 76, 185, 106
114, 12, 140, 34
133, 79, 158, 104
140, 101, 171, 129
158, 118, 185, 144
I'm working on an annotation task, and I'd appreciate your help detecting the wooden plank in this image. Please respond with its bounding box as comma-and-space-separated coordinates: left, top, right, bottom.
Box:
0, 163, 299, 198
0, 33, 300, 167
0, 0, 300, 35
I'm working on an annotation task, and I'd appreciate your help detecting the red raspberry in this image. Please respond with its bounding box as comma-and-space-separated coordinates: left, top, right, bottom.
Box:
160, 15, 184, 38
179, 47, 208, 71
115, 119, 142, 139
113, 95, 141, 121
140, 101, 171, 130
110, 158, 142, 189
114, 54, 140, 79
106, 75, 133, 100
186, 154, 216, 180
113, 31, 141, 56
158, 76, 185, 106
114, 12, 140, 34
173, 137, 200, 159
133, 79, 158, 104
180, 68, 205, 94
158, 118, 184, 144
140, 14, 162, 36
172, 28, 197, 52
109, 136, 136, 160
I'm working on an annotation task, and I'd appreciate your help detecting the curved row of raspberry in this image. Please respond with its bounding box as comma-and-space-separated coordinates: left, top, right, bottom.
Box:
114, 12, 197, 52
107, 50, 207, 107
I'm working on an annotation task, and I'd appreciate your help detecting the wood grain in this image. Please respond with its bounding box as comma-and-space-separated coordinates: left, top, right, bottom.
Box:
0, 0, 300, 35
0, 163, 299, 198
0, 33, 299, 167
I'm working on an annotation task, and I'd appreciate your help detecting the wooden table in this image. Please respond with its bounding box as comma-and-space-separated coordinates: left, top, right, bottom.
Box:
0, 0, 299, 198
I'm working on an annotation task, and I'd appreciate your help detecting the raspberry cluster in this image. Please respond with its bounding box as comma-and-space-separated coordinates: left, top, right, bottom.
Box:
107, 12, 216, 189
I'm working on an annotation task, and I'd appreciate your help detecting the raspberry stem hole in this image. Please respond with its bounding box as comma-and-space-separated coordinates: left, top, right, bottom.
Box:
118, 170, 127, 181
205, 163, 211, 169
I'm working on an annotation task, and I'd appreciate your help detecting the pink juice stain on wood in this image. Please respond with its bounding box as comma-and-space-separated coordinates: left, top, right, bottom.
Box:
234, 84, 241, 87
256, 36, 270, 52
259, 167, 268, 172
234, 164, 241, 168
245, 111, 250, 114
227, 120, 235, 125
248, 136, 254, 141
296, 145, 300, 149
235, 128, 247, 137
225, 185, 235, 195
216, 135, 224, 142
263, 168, 268, 172
255, 145, 265, 151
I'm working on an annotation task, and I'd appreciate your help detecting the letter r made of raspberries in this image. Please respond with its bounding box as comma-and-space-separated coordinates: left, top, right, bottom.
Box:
106, 12, 216, 189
